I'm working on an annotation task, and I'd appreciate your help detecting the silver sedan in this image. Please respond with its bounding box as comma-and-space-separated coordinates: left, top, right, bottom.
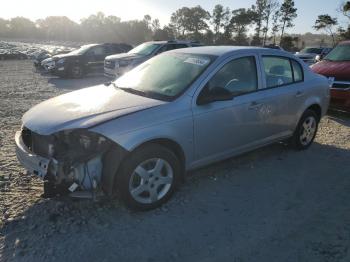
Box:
15, 46, 330, 210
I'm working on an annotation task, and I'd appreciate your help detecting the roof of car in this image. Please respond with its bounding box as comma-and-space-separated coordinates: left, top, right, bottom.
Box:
146, 40, 199, 45
171, 45, 271, 56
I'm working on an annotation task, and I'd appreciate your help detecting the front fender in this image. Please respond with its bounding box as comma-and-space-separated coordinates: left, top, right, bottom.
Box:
91, 117, 194, 169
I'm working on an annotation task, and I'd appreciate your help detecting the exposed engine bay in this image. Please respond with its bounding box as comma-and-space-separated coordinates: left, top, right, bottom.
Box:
20, 126, 127, 199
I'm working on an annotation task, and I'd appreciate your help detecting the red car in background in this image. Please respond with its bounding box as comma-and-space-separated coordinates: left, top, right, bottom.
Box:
311, 41, 350, 112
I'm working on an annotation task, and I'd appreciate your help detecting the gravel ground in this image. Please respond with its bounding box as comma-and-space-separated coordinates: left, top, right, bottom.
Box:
0, 60, 350, 262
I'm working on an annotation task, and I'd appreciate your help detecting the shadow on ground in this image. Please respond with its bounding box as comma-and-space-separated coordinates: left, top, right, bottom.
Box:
1, 141, 350, 262
327, 110, 350, 127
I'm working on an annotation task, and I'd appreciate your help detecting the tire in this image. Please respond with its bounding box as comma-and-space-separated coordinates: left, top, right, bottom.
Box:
69, 65, 84, 78
116, 144, 182, 211
291, 109, 319, 150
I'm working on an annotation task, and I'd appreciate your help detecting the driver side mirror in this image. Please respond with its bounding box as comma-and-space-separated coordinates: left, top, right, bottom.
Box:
197, 85, 233, 105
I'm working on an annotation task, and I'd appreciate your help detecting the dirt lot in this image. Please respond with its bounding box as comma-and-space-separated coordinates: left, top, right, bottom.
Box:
0, 60, 350, 262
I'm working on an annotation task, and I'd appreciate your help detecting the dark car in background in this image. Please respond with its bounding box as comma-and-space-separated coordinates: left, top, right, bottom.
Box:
295, 47, 332, 65
311, 41, 350, 112
51, 43, 132, 78
33, 48, 74, 68
104, 40, 202, 78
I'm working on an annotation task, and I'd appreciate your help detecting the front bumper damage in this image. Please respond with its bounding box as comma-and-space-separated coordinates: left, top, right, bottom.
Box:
15, 127, 128, 199
15, 131, 50, 179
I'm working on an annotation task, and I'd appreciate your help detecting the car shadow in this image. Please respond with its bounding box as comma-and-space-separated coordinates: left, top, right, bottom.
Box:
1, 141, 350, 261
47, 74, 111, 90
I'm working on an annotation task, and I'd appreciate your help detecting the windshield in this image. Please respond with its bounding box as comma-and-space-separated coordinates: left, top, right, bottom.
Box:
114, 53, 216, 100
68, 45, 96, 55
128, 43, 161, 56
324, 44, 350, 61
300, 48, 322, 54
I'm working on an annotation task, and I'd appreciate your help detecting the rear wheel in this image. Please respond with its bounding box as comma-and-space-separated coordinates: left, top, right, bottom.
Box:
116, 144, 181, 211
291, 109, 319, 150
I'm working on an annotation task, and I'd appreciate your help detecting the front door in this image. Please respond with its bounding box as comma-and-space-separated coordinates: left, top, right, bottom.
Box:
192, 55, 271, 164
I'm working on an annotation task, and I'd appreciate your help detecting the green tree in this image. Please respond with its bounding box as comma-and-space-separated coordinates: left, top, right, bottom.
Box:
169, 7, 191, 38
187, 5, 211, 37
36, 16, 79, 41
271, 10, 281, 45
342, 1, 350, 18
230, 8, 256, 45
143, 15, 152, 29
0, 18, 8, 37
9, 17, 37, 38
251, 0, 267, 45
262, 0, 280, 45
169, 6, 210, 40
211, 4, 230, 43
279, 0, 297, 46
151, 19, 160, 32
313, 14, 338, 46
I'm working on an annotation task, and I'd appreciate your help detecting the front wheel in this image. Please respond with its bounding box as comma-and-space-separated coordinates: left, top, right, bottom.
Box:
69, 65, 84, 78
291, 109, 319, 150
116, 144, 182, 211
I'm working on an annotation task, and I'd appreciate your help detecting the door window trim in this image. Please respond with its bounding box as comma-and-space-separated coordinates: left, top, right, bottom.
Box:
195, 54, 262, 104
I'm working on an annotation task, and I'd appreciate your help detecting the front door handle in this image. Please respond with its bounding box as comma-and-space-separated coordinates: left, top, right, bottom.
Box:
295, 91, 305, 97
249, 101, 262, 110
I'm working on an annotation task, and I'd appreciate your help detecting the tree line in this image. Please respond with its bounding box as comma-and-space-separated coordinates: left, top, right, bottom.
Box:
0, 0, 349, 50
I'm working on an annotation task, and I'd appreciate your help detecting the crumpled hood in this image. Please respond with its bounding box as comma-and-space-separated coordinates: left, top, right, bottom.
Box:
22, 85, 166, 135
105, 53, 144, 61
311, 60, 350, 79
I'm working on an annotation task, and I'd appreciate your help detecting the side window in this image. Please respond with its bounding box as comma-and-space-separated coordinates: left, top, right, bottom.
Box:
175, 44, 188, 49
91, 46, 106, 56
155, 45, 167, 54
207, 56, 258, 96
165, 44, 178, 51
291, 60, 303, 82
263, 56, 293, 88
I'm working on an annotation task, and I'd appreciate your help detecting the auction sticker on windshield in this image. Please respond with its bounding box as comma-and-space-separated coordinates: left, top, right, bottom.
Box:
184, 57, 210, 66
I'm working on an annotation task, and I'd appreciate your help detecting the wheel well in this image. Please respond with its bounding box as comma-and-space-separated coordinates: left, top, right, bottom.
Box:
307, 104, 322, 121
138, 139, 186, 175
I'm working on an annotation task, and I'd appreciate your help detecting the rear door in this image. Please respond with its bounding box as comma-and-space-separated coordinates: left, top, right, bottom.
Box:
258, 53, 307, 135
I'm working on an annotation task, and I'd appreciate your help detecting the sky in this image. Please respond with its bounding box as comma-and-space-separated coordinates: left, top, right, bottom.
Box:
1, 0, 347, 34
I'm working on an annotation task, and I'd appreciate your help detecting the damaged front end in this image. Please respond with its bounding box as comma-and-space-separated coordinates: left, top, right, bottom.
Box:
15, 127, 127, 199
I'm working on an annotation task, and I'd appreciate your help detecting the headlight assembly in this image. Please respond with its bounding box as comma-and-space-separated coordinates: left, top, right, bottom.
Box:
119, 60, 131, 67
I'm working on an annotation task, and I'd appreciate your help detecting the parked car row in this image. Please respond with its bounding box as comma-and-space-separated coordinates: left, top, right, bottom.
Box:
35, 43, 132, 78
104, 40, 203, 78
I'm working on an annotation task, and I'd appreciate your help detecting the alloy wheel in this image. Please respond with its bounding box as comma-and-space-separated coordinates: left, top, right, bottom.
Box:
299, 116, 317, 146
128, 158, 174, 204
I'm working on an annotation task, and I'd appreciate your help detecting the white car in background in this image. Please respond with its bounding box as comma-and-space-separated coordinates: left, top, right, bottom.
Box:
104, 40, 202, 78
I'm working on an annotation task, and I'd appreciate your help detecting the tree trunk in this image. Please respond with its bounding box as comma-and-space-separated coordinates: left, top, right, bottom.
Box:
279, 21, 286, 45
330, 29, 335, 47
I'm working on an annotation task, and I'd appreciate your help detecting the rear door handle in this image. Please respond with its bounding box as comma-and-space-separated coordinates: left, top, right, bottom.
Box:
249, 101, 262, 110
295, 91, 304, 97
